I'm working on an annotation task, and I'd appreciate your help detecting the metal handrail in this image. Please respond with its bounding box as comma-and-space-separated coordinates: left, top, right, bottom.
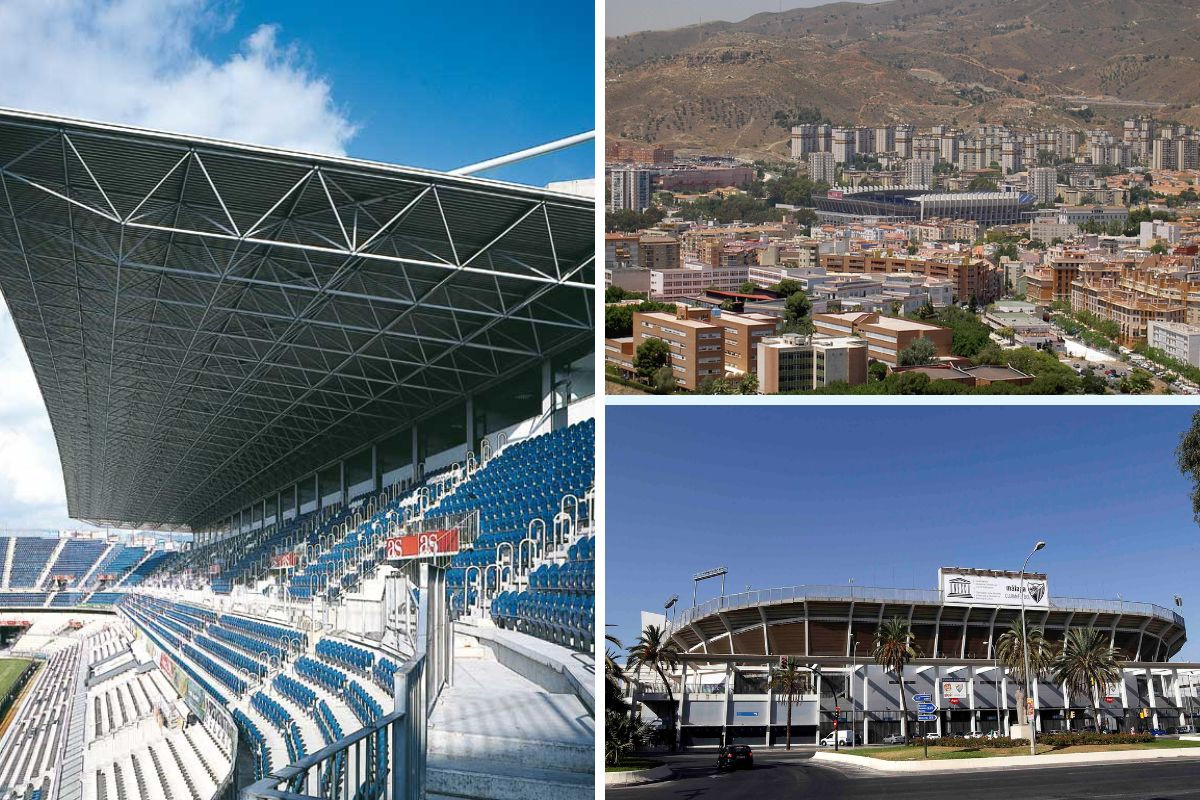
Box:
668, 585, 1185, 634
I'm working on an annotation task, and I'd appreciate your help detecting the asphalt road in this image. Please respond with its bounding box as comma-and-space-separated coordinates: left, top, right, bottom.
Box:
606, 750, 1200, 799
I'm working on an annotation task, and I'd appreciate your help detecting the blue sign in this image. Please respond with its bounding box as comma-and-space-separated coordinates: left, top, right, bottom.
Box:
913, 693, 932, 703
918, 714, 937, 722
735, 711, 759, 717
917, 703, 937, 714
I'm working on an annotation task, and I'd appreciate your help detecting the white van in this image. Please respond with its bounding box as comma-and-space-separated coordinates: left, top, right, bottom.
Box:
819, 730, 858, 747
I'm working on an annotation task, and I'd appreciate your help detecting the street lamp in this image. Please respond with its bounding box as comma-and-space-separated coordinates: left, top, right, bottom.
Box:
1020, 540, 1046, 757
664, 595, 679, 626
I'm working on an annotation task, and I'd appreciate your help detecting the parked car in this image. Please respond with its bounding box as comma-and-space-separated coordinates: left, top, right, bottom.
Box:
882, 734, 907, 745
716, 744, 754, 771
820, 730, 858, 747
925, 732, 941, 740
1151, 728, 1168, 737
1177, 725, 1195, 734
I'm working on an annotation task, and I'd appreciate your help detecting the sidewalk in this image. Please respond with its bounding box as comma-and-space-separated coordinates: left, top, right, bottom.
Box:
813, 745, 1200, 773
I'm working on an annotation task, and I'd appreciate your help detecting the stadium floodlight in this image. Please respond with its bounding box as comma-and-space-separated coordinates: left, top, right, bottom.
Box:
692, 567, 728, 608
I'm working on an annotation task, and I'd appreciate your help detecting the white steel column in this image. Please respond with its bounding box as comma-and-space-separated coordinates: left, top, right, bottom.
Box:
1001, 669, 1011, 736
1120, 669, 1131, 733
968, 666, 977, 734
1147, 668, 1160, 730
862, 668, 870, 745
1175, 668, 1188, 727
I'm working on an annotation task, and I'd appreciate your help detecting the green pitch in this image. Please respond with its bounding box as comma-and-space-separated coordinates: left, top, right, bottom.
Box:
0, 658, 32, 704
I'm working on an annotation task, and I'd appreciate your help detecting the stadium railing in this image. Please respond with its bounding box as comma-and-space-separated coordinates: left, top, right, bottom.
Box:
239, 562, 450, 800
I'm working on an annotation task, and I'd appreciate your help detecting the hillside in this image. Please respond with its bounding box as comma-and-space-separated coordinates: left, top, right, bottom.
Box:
606, 0, 1200, 160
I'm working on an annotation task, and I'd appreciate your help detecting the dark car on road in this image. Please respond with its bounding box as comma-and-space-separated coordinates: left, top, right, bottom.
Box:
716, 744, 754, 771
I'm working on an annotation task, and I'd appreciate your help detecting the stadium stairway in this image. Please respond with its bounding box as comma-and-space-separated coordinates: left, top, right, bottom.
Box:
1, 537, 15, 588
34, 539, 67, 588
425, 635, 592, 800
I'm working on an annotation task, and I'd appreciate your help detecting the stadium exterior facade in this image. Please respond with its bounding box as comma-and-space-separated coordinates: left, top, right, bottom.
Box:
814, 186, 1035, 225
632, 569, 1193, 748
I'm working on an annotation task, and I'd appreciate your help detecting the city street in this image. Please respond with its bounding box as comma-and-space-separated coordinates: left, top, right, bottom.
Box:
607, 751, 1200, 799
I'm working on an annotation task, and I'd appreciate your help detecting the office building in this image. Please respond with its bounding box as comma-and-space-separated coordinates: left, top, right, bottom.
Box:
756, 333, 868, 393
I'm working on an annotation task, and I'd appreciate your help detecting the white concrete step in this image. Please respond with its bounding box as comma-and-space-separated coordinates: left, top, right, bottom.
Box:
425, 756, 592, 800
427, 727, 592, 774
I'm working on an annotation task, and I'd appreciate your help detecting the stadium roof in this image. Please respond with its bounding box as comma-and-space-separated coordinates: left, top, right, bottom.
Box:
0, 108, 594, 531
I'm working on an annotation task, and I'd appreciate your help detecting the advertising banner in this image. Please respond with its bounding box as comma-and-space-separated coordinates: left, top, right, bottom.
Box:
941, 678, 968, 701
939, 568, 1049, 609
386, 528, 460, 560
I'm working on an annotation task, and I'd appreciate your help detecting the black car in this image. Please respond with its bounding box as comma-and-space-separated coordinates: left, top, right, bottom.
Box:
716, 744, 754, 771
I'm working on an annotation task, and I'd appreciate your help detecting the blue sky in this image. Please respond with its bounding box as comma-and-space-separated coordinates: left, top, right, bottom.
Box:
607, 406, 1200, 661
217, 0, 595, 184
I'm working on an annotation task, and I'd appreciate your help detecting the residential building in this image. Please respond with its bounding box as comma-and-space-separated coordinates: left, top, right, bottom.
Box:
609, 168, 652, 212
808, 151, 837, 185
1028, 167, 1057, 205
638, 234, 681, 270
624, 306, 725, 390
820, 251, 1002, 304
904, 158, 934, 188
713, 310, 780, 377
1147, 321, 1200, 367
650, 263, 750, 300
812, 311, 953, 367
832, 127, 856, 164
756, 333, 868, 392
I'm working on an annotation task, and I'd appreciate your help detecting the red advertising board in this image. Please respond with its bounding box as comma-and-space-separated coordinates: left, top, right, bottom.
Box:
386, 529, 460, 560
271, 552, 299, 569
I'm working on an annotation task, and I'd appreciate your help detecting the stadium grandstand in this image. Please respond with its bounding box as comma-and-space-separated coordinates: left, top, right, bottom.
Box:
813, 185, 1036, 225
0, 108, 595, 800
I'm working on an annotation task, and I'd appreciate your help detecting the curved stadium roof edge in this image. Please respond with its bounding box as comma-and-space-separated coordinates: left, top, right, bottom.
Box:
0, 106, 589, 204
0, 107, 594, 532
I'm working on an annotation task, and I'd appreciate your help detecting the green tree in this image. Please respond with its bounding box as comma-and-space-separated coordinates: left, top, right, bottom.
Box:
998, 326, 1016, 344
996, 620, 1056, 734
651, 365, 676, 393
784, 290, 812, 325
739, 281, 757, 293
897, 337, 937, 366
771, 278, 805, 297
1052, 627, 1122, 733
633, 338, 670, 380
1119, 369, 1153, 394
770, 658, 809, 750
605, 710, 653, 767
868, 361, 889, 382
872, 617, 918, 738
1176, 411, 1200, 523
627, 625, 681, 751
915, 302, 936, 321
1150, 242, 1168, 255
605, 285, 646, 304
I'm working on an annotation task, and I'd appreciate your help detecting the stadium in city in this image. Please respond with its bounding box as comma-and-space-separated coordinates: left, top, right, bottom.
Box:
629, 566, 1200, 749
813, 185, 1036, 225
0, 108, 595, 800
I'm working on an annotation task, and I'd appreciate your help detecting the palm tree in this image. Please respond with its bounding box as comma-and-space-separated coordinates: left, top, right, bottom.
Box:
769, 657, 809, 750
627, 624, 681, 750
606, 633, 630, 716
996, 619, 1056, 734
873, 617, 918, 739
1053, 627, 1121, 733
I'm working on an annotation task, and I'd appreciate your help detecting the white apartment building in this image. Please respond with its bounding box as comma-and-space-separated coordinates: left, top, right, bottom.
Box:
808, 151, 836, 185
609, 168, 652, 212
747, 264, 829, 291
1140, 220, 1182, 249
904, 158, 934, 187
1028, 167, 1057, 205
1148, 320, 1200, 367
650, 262, 750, 300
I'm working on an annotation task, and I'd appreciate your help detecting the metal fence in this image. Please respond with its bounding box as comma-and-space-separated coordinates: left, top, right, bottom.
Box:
239, 563, 451, 800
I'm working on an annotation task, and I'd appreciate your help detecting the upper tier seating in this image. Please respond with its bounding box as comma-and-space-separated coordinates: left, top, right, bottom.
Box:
46, 539, 107, 586
88, 545, 147, 586
9, 537, 59, 587
123, 551, 176, 586
0, 592, 48, 606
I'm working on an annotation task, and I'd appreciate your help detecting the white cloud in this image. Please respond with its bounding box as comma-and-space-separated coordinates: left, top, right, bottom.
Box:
0, 0, 357, 529
0, 0, 356, 154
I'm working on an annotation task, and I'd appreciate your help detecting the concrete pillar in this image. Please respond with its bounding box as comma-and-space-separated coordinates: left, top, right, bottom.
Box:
1001, 670, 1011, 736
677, 662, 688, 749
1120, 669, 1131, 732
968, 666, 977, 734
814, 672, 822, 745
861, 667, 870, 744
722, 664, 734, 746
1062, 680, 1071, 731
934, 666, 943, 737
766, 684, 774, 747
1175, 668, 1188, 727
1032, 673, 1042, 733
1147, 668, 1159, 730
